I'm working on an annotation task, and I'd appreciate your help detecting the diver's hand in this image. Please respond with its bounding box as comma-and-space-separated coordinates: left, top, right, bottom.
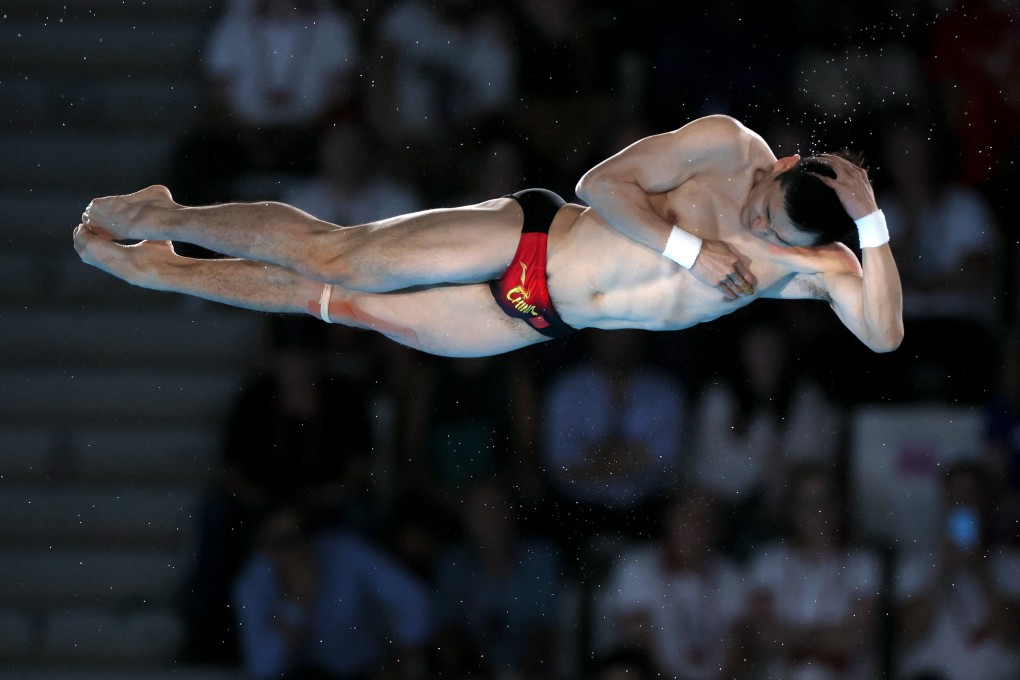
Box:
811, 154, 878, 220
691, 239, 757, 300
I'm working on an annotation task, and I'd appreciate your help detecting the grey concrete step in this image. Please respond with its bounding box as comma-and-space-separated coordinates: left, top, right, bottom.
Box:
0, 427, 56, 483
0, 671, 242, 680
1, 75, 201, 135
0, 191, 84, 248
0, 604, 192, 667
0, 365, 242, 426
0, 546, 182, 605
0, 669, 243, 680
0, 485, 199, 547
0, 251, 60, 304
0, 306, 263, 369
0, 130, 176, 194
0, 608, 34, 660
40, 606, 184, 664
1, 0, 221, 21
0, 425, 220, 487
73, 426, 221, 486
0, 19, 207, 78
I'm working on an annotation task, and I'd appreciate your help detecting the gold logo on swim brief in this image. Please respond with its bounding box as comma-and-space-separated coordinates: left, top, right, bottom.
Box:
506, 262, 538, 317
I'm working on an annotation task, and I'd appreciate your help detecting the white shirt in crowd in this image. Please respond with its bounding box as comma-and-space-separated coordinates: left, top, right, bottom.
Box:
690, 378, 842, 501
377, 0, 516, 138
544, 367, 684, 509
750, 543, 882, 680
205, 4, 359, 126
881, 185, 998, 325
894, 548, 1020, 680
609, 545, 748, 680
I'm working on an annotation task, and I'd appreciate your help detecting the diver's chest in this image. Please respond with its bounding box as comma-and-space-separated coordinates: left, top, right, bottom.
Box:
654, 185, 743, 241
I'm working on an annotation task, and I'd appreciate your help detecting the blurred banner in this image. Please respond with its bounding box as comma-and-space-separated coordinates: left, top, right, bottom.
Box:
852, 405, 983, 554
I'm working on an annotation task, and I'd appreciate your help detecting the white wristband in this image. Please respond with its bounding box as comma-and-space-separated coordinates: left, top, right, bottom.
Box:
319, 283, 333, 323
662, 225, 703, 269
855, 209, 889, 249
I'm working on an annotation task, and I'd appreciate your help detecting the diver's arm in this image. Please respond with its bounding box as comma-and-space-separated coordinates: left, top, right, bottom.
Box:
815, 156, 903, 352
575, 115, 758, 299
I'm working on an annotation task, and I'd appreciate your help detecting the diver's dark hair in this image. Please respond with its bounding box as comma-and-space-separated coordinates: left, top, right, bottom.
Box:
777, 150, 864, 245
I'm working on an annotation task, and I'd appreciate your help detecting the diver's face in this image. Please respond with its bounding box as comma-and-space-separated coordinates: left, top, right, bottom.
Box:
745, 179, 816, 247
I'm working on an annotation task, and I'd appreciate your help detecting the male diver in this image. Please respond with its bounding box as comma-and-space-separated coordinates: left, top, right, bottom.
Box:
74, 115, 903, 357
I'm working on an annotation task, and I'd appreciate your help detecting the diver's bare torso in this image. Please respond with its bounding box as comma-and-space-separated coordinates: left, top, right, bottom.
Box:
544, 152, 856, 332
318, 138, 862, 357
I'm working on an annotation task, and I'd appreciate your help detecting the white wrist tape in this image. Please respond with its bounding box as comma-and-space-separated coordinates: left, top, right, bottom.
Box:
319, 283, 334, 323
662, 225, 703, 269
855, 209, 889, 249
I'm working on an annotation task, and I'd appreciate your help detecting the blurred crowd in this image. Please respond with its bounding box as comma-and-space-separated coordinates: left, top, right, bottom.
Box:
167, 0, 1020, 678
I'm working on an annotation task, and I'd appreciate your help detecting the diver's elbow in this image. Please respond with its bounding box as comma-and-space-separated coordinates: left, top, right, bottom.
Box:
575, 165, 617, 204
575, 172, 597, 203
868, 323, 904, 353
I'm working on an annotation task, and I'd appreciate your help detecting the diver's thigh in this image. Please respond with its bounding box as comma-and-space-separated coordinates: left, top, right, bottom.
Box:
329, 282, 546, 357
325, 198, 525, 290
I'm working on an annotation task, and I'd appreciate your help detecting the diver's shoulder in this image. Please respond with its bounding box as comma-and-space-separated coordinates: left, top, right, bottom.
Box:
678, 115, 750, 147
676, 115, 764, 170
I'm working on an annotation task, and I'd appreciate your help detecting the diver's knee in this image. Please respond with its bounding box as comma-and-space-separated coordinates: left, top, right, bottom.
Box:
305, 231, 361, 286
314, 255, 366, 289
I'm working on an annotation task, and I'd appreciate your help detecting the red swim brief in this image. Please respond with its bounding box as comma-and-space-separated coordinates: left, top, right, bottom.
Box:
489, 188, 576, 339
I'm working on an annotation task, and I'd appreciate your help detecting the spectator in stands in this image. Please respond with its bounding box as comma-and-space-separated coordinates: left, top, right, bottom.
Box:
207, 0, 359, 134
432, 477, 562, 679
925, 0, 1020, 195
180, 317, 374, 665
588, 647, 657, 680
542, 329, 685, 553
283, 119, 423, 226
640, 2, 794, 128
376, 496, 449, 588
366, 0, 516, 149
400, 352, 539, 515
894, 460, 1020, 680
924, 0, 1020, 329
172, 0, 361, 204
606, 488, 749, 679
747, 463, 881, 680
510, 0, 614, 188
448, 132, 529, 206
876, 118, 1000, 400
219, 317, 374, 524
234, 507, 432, 680
984, 331, 1020, 493
689, 318, 843, 557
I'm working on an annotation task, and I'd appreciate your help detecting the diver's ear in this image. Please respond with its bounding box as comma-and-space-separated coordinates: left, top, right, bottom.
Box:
773, 154, 801, 175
